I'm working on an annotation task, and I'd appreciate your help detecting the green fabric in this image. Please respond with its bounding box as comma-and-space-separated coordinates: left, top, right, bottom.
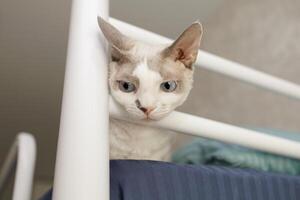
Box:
172, 128, 300, 175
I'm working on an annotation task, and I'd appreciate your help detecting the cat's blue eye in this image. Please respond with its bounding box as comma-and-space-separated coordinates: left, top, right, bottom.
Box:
118, 81, 136, 93
160, 81, 177, 92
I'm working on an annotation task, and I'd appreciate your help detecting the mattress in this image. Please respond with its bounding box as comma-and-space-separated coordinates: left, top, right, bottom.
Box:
40, 160, 300, 200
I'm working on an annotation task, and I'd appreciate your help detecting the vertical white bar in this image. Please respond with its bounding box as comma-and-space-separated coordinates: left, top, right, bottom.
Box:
52, 0, 109, 199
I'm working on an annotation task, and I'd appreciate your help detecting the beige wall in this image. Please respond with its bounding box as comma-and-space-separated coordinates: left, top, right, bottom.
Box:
185, 0, 300, 130
0, 0, 300, 181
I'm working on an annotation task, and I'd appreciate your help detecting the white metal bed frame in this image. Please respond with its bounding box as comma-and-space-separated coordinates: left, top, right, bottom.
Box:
1, 0, 300, 199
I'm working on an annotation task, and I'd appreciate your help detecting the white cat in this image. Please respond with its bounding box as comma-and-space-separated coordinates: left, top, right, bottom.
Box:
98, 17, 203, 161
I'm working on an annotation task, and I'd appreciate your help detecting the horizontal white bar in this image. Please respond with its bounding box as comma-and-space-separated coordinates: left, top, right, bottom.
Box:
110, 18, 300, 101
109, 96, 300, 159
0, 133, 36, 200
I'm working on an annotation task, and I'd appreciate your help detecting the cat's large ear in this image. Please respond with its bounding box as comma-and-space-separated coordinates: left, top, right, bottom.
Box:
164, 22, 203, 69
97, 16, 133, 61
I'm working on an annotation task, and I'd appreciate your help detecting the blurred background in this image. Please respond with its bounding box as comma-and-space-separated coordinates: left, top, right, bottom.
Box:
1, 0, 300, 198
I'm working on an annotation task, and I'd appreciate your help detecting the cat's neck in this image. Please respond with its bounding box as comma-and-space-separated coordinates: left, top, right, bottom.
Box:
109, 118, 174, 161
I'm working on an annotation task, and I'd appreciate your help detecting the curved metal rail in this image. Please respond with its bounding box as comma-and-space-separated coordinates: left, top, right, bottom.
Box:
0, 133, 36, 200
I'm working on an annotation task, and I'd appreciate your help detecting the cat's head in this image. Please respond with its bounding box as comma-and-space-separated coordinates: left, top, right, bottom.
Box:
98, 17, 203, 120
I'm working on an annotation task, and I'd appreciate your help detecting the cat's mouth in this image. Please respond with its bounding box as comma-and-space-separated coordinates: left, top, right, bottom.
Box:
125, 106, 170, 121
128, 112, 162, 121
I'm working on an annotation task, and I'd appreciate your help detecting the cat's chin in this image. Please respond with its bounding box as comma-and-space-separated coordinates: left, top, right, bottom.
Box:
127, 114, 167, 122
142, 113, 171, 121
142, 116, 161, 121
129, 116, 159, 121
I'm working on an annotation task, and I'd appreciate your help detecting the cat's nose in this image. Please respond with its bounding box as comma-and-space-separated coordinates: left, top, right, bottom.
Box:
135, 100, 155, 115
139, 107, 155, 115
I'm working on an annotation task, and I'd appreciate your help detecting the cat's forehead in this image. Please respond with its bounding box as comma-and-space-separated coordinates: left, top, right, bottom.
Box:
130, 41, 166, 59
113, 42, 190, 80
132, 59, 162, 86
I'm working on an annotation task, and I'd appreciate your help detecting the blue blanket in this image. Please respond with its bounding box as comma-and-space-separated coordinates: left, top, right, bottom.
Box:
40, 160, 300, 200
172, 128, 300, 175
